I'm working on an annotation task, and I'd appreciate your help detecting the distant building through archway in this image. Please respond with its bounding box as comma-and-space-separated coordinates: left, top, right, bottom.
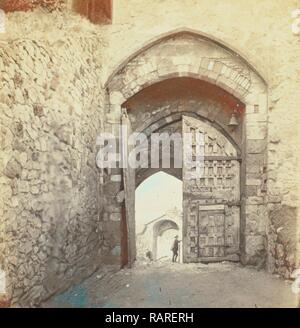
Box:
135, 172, 183, 262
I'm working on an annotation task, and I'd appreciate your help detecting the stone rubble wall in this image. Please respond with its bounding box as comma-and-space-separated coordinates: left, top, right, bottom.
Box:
0, 10, 108, 306
0, 0, 299, 307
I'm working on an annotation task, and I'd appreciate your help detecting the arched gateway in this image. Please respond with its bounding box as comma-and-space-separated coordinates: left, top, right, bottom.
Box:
103, 29, 268, 268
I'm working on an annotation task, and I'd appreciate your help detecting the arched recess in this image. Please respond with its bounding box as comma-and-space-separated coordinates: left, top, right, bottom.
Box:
153, 220, 180, 261
135, 171, 182, 262
105, 29, 267, 111
135, 109, 241, 188
105, 28, 267, 93
103, 29, 268, 269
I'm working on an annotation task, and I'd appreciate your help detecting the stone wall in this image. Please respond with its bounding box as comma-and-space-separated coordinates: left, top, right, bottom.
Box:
0, 0, 299, 307
0, 10, 108, 306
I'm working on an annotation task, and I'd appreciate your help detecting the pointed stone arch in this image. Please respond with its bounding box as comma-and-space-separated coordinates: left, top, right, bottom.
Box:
105, 28, 267, 91
105, 28, 267, 111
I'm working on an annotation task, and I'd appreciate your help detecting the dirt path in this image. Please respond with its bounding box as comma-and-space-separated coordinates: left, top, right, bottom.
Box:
44, 261, 298, 308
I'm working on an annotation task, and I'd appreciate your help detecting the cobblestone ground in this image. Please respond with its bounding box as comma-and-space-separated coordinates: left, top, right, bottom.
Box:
43, 261, 298, 308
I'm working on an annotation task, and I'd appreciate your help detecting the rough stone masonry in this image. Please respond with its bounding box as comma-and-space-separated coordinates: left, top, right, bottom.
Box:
0, 0, 299, 307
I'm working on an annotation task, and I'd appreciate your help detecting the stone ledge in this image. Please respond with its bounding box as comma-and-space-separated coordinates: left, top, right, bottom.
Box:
246, 178, 262, 186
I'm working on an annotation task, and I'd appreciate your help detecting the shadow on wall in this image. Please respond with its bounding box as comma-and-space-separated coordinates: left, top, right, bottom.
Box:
73, 0, 112, 24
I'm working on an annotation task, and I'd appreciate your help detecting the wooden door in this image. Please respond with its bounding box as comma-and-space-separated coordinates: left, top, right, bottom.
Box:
182, 116, 240, 263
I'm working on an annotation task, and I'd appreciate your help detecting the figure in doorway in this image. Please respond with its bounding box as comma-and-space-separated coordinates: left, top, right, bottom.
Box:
171, 235, 181, 263
146, 250, 153, 262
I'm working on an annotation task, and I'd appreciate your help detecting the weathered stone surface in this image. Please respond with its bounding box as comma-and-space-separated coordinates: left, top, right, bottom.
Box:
268, 205, 298, 278
0, 10, 107, 307
0, 0, 298, 308
4, 158, 22, 179
245, 235, 266, 266
247, 139, 266, 154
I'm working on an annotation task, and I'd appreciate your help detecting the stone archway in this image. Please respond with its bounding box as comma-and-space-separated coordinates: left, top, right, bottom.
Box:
132, 112, 241, 264
135, 171, 183, 262
153, 220, 180, 261
103, 30, 268, 269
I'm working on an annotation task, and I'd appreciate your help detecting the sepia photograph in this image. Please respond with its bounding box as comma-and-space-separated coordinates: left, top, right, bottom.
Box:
0, 0, 299, 314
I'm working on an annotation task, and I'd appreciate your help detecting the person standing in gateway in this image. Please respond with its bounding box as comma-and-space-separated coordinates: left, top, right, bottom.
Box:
171, 235, 181, 263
